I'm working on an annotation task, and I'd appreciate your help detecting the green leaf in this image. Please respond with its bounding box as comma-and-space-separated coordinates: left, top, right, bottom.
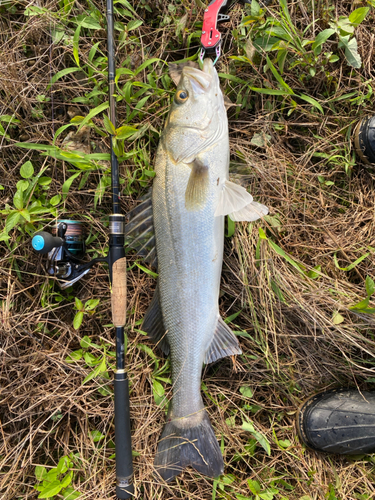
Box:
278, 0, 292, 25
62, 172, 81, 199
134, 57, 160, 75
307, 265, 321, 279
35, 466, 47, 481
0, 114, 20, 124
77, 101, 109, 131
366, 276, 375, 297
84, 352, 99, 365
13, 190, 23, 210
103, 115, 116, 135
20, 209, 31, 222
266, 56, 294, 94
73, 25, 81, 67
65, 350, 83, 363
75, 297, 83, 310
82, 356, 106, 384
62, 487, 81, 499
349, 297, 370, 310
153, 379, 165, 405
53, 124, 74, 144
73, 312, 84, 330
242, 421, 271, 455
45, 469, 58, 481
115, 125, 137, 139
56, 456, 69, 475
226, 215, 235, 237
350, 308, 375, 314
115, 67, 134, 85
17, 180, 29, 191
312, 28, 335, 55
0, 124, 9, 138
339, 35, 362, 68
135, 262, 158, 278
80, 336, 92, 348
90, 430, 105, 442
127, 19, 143, 31
298, 93, 324, 114
348, 7, 369, 26
50, 194, 61, 206
20, 160, 34, 178
47, 67, 82, 90
84, 298, 100, 311
332, 311, 344, 325
60, 471, 73, 489
249, 86, 290, 96
224, 310, 242, 324
5, 212, 21, 233
268, 240, 304, 274
333, 251, 369, 271
73, 15, 102, 29
38, 176, 52, 186
247, 478, 261, 494
38, 481, 63, 498
251, 132, 271, 147
240, 386, 253, 398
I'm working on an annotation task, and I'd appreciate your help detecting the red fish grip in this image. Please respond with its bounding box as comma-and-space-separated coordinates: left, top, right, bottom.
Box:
200, 0, 231, 64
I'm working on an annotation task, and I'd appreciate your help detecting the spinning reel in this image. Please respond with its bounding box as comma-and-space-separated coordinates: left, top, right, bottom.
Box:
32, 220, 107, 289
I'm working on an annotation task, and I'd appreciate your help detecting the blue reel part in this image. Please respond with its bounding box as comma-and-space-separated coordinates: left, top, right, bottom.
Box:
32, 232, 64, 254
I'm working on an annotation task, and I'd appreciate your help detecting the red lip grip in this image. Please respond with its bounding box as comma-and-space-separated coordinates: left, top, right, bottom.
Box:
200, 0, 230, 64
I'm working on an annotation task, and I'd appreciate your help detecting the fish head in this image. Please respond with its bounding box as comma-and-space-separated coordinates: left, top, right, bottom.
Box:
167, 59, 225, 132
163, 59, 228, 163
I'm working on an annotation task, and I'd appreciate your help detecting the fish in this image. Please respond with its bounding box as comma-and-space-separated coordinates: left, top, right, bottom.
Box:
126, 59, 268, 482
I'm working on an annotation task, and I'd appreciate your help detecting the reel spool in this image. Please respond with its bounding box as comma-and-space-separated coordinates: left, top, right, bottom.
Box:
32, 220, 102, 288
53, 220, 85, 257
353, 116, 375, 164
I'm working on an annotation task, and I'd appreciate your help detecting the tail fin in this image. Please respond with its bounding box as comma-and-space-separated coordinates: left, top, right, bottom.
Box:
154, 409, 224, 482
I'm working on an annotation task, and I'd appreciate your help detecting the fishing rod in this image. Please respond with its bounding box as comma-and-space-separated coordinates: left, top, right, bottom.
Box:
31, 0, 134, 497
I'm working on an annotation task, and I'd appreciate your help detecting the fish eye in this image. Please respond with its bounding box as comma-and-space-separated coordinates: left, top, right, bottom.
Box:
175, 89, 189, 104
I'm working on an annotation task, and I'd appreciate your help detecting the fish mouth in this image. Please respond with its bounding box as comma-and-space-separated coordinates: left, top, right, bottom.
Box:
183, 66, 212, 94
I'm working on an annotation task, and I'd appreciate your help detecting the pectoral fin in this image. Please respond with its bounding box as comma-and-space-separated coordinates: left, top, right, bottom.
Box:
142, 283, 170, 355
204, 317, 242, 364
215, 179, 268, 221
185, 159, 209, 211
229, 200, 268, 221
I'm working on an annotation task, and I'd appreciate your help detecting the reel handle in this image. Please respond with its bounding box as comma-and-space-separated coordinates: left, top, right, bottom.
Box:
32, 231, 64, 255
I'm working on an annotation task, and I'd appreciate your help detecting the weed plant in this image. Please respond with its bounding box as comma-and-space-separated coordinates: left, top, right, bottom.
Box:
1, 0, 375, 499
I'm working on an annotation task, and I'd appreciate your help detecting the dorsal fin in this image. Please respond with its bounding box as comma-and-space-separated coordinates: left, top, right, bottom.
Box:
125, 189, 157, 268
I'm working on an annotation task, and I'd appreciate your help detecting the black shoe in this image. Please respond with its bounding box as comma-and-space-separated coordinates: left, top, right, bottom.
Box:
296, 389, 375, 455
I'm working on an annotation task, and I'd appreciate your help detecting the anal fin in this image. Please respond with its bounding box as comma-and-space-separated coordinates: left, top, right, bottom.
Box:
142, 283, 169, 355
205, 317, 242, 364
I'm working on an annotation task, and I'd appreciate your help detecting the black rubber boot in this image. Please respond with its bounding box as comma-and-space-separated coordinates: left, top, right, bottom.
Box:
296, 389, 375, 455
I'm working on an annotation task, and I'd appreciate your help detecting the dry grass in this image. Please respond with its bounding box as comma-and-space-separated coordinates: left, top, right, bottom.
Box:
1, 0, 375, 499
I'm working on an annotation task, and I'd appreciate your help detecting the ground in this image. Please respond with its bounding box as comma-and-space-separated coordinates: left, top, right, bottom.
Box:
1, 0, 375, 499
